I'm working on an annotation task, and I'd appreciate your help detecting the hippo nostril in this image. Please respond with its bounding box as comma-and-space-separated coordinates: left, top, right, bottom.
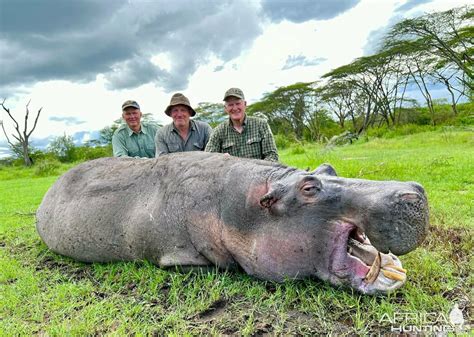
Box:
399, 192, 421, 202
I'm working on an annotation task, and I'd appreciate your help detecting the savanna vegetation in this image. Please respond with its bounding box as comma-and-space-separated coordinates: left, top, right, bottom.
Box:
0, 4, 473, 336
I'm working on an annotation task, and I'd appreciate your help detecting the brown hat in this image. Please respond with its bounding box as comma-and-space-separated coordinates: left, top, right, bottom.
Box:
164, 93, 196, 117
223, 87, 245, 101
122, 100, 140, 110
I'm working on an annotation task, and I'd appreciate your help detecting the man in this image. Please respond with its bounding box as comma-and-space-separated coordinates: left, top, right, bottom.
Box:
155, 93, 212, 156
112, 100, 158, 158
205, 88, 278, 162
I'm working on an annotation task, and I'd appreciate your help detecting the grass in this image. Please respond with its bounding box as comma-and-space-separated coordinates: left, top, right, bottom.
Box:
1, 128, 473, 335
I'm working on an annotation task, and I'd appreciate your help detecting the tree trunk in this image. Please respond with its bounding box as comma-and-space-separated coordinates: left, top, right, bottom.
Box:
22, 140, 32, 166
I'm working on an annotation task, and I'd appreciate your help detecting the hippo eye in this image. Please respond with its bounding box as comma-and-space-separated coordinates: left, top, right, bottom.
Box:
302, 183, 320, 195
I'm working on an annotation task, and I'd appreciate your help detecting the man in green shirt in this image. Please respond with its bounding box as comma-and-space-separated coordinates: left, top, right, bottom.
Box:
112, 100, 158, 158
205, 88, 279, 162
155, 93, 212, 156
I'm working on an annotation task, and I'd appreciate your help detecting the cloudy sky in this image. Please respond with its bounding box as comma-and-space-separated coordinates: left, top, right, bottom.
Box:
0, 0, 470, 156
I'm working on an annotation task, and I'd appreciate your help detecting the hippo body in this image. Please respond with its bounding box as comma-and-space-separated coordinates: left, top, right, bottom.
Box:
36, 152, 429, 294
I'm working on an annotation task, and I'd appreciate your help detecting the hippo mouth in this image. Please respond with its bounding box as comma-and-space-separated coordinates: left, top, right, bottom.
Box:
331, 222, 407, 294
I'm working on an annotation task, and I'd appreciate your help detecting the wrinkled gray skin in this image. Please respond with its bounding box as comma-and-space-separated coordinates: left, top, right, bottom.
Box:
36, 152, 429, 294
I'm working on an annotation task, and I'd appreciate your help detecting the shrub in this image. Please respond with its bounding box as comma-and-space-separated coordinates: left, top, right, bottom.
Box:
74, 145, 112, 161
274, 134, 292, 149
290, 144, 306, 154
34, 159, 61, 177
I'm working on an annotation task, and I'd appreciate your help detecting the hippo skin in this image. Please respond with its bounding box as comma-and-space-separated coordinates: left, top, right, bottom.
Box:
36, 152, 429, 294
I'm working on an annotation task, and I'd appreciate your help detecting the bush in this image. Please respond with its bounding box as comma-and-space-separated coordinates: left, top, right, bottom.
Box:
47, 134, 77, 162
74, 145, 112, 161
34, 159, 61, 177
290, 144, 306, 154
274, 134, 293, 149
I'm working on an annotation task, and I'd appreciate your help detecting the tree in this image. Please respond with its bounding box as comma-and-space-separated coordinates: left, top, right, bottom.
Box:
248, 82, 322, 140
1, 99, 42, 166
193, 102, 226, 127
384, 5, 473, 90
47, 133, 76, 162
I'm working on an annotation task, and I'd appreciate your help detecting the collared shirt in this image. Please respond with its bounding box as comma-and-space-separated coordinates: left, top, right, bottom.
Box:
205, 116, 279, 162
112, 122, 158, 158
155, 119, 212, 157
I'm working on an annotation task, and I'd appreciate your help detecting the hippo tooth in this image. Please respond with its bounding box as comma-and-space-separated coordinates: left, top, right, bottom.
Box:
381, 269, 406, 282
383, 264, 407, 274
364, 252, 381, 284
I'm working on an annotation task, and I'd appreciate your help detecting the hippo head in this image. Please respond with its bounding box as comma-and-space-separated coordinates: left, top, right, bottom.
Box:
220, 164, 429, 294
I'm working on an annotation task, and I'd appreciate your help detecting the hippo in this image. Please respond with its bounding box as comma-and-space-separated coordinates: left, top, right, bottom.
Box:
36, 152, 429, 294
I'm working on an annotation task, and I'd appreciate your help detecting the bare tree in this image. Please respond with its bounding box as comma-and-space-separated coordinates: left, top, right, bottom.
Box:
1, 99, 42, 166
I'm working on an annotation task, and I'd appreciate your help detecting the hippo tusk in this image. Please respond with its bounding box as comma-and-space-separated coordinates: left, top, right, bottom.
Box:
383, 264, 407, 274
364, 252, 381, 284
381, 269, 406, 282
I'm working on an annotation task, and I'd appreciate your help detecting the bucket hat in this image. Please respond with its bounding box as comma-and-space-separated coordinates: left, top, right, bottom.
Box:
165, 93, 196, 117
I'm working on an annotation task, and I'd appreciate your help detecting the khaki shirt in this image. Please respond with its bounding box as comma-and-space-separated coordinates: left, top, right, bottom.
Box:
205, 116, 279, 162
155, 120, 212, 157
112, 122, 158, 158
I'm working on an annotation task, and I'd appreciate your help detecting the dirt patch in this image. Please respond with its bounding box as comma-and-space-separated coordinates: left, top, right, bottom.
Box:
195, 299, 228, 321
35, 254, 92, 282
423, 225, 473, 264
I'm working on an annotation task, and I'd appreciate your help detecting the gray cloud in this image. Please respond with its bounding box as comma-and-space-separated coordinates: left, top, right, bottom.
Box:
395, 0, 433, 13
363, 0, 434, 55
49, 116, 86, 126
261, 0, 360, 23
282, 55, 326, 70
0, 0, 262, 95
363, 13, 405, 55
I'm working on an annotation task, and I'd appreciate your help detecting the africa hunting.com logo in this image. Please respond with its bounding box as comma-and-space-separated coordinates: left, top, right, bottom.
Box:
379, 303, 471, 333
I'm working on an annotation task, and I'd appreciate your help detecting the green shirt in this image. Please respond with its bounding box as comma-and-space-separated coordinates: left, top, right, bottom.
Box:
112, 122, 158, 158
205, 116, 279, 162
155, 120, 212, 157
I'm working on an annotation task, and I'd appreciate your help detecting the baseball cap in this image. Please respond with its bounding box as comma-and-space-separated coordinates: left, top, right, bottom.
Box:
122, 100, 140, 110
223, 88, 245, 101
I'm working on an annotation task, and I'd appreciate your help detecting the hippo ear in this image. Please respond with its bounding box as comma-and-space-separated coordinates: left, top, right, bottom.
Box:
312, 163, 337, 176
259, 189, 281, 208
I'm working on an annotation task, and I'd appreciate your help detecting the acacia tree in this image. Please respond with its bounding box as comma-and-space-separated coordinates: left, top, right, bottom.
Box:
429, 58, 468, 115
1, 99, 42, 166
384, 5, 473, 90
320, 80, 351, 128
322, 54, 402, 133
193, 102, 226, 127
248, 82, 321, 140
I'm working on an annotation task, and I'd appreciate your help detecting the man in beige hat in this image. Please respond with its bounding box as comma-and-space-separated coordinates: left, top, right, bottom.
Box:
205, 88, 278, 162
112, 100, 158, 158
155, 93, 212, 156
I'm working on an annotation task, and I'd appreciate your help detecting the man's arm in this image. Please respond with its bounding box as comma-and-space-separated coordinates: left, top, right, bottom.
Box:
112, 132, 129, 157
260, 121, 279, 162
204, 126, 222, 153
154, 129, 170, 157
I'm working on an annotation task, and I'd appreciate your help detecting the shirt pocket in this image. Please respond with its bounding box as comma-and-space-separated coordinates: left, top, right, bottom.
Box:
168, 142, 181, 153
193, 141, 204, 150
127, 142, 140, 157
247, 137, 262, 157
222, 142, 235, 154
247, 137, 261, 145
146, 143, 156, 151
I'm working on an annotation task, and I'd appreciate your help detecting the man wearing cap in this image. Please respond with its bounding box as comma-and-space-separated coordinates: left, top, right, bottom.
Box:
155, 93, 212, 156
112, 100, 158, 158
205, 88, 279, 162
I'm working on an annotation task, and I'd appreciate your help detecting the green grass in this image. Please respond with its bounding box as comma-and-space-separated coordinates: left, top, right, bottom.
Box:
1, 129, 473, 335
